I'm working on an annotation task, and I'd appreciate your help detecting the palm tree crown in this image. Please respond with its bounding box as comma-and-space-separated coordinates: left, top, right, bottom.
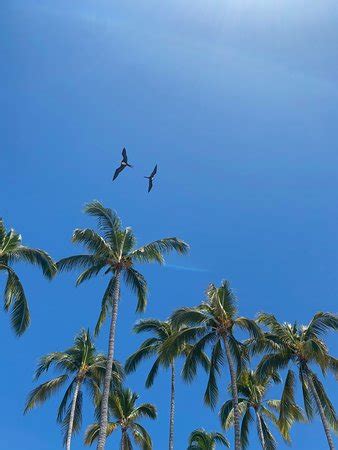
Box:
85, 387, 157, 450
187, 429, 229, 449
220, 368, 302, 449
57, 201, 189, 333
125, 318, 209, 389
0, 218, 56, 335
125, 318, 209, 450
25, 329, 123, 448
164, 281, 262, 450
256, 312, 338, 449
165, 281, 261, 406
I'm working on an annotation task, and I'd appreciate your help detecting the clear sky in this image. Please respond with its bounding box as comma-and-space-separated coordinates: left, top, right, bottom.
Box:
1, 1, 338, 449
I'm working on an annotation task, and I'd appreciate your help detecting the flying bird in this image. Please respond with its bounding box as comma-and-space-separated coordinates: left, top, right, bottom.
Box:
145, 164, 158, 192
112, 148, 133, 181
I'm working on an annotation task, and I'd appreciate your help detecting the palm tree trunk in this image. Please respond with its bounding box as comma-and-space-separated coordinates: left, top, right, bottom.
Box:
65, 379, 81, 450
255, 410, 266, 449
120, 429, 129, 450
169, 363, 175, 450
97, 272, 121, 450
305, 368, 335, 450
223, 336, 241, 450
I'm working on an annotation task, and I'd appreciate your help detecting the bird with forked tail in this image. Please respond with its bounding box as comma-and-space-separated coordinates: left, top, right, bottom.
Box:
144, 164, 157, 192
112, 148, 133, 181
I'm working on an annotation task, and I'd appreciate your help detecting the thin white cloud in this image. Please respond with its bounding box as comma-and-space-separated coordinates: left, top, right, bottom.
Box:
164, 263, 209, 273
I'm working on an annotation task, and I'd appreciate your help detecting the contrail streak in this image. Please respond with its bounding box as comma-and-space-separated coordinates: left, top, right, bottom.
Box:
164, 264, 209, 273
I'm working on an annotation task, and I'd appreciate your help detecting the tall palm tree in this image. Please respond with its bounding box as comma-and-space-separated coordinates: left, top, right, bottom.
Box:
125, 318, 209, 450
0, 218, 56, 335
85, 387, 156, 450
163, 281, 262, 450
187, 429, 229, 449
24, 329, 123, 450
57, 201, 189, 450
220, 368, 303, 449
256, 312, 338, 450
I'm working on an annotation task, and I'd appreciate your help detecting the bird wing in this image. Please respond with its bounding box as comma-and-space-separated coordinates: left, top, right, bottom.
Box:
148, 178, 153, 192
150, 164, 157, 178
113, 164, 125, 180
122, 147, 128, 163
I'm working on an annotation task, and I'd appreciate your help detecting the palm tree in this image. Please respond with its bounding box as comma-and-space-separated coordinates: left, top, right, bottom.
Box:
125, 318, 209, 450
220, 368, 303, 449
85, 387, 156, 450
164, 281, 262, 450
187, 429, 229, 449
0, 218, 56, 335
24, 329, 123, 450
256, 312, 338, 450
57, 201, 189, 450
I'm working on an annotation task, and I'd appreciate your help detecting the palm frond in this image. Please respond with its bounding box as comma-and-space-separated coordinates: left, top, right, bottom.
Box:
84, 201, 121, 248
278, 370, 303, 441
84, 422, 118, 445
240, 406, 253, 449
235, 317, 263, 340
133, 319, 169, 339
35, 352, 71, 379
125, 338, 159, 374
57, 379, 76, 423
131, 238, 189, 265
4, 267, 30, 335
57, 255, 99, 272
160, 326, 205, 364
204, 339, 223, 409
207, 281, 237, 316
131, 423, 152, 450
121, 227, 137, 256
256, 313, 290, 342
182, 332, 214, 382
328, 356, 338, 379
227, 334, 248, 375
145, 357, 161, 388
11, 246, 56, 278
1, 228, 22, 254
170, 307, 207, 328
124, 268, 148, 312
76, 262, 107, 286
133, 403, 157, 420
219, 400, 234, 430
212, 431, 230, 448
256, 352, 290, 381
72, 229, 112, 256
299, 366, 314, 420
220, 399, 247, 429
24, 375, 68, 413
94, 276, 117, 336
0, 219, 6, 243
304, 312, 338, 339
260, 415, 277, 450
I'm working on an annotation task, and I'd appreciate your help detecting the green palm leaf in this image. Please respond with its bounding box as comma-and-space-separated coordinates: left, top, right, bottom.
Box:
10, 246, 56, 278
4, 267, 30, 335
205, 339, 223, 408
240, 406, 253, 449
124, 268, 148, 312
84, 201, 121, 248
24, 375, 69, 413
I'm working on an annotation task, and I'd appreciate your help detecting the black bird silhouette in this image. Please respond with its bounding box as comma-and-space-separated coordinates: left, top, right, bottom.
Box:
145, 164, 158, 192
112, 148, 133, 180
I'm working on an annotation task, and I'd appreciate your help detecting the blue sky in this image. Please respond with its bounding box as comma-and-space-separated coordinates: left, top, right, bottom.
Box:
1, 1, 338, 448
